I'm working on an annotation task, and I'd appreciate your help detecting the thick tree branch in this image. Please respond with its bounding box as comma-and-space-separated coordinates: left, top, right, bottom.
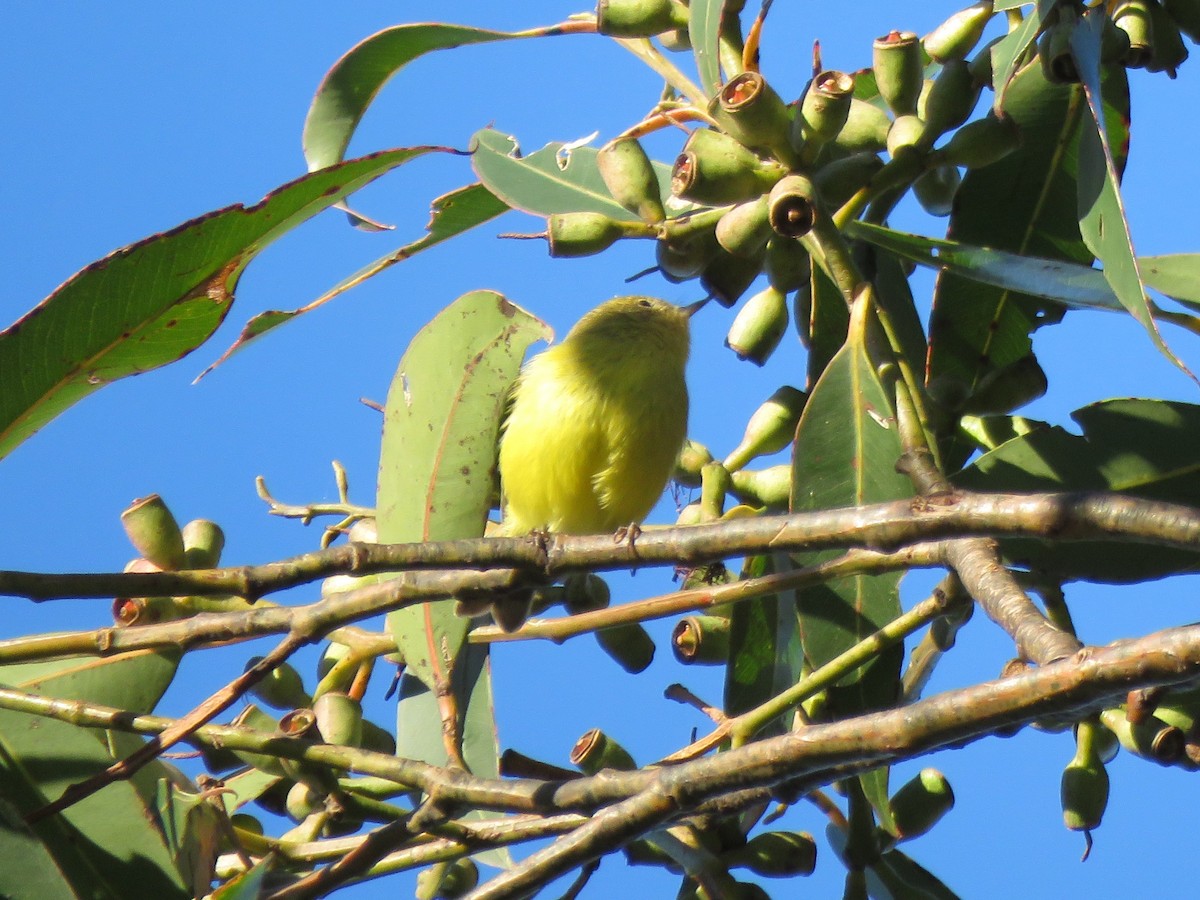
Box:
1, 490, 1199, 602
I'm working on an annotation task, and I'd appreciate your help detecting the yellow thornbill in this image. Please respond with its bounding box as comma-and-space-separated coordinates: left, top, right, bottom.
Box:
499, 296, 701, 536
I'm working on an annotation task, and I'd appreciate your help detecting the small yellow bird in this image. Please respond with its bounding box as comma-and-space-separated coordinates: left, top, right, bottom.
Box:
498, 296, 698, 536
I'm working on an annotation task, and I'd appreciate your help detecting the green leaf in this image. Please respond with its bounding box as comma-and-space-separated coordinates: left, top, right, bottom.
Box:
802, 259, 850, 389
957, 398, 1200, 582
928, 63, 1095, 448
724, 554, 803, 734
303, 24, 549, 171
0, 652, 190, 900
868, 847, 962, 900
850, 221, 1123, 311
1070, 11, 1193, 380
1142, 254, 1200, 308
202, 182, 509, 375
791, 298, 908, 714
689, 0, 725, 97
210, 857, 273, 899
0, 148, 433, 458
377, 290, 547, 869
990, 5, 1045, 106
379, 290, 549, 684
470, 128, 673, 220
156, 781, 224, 894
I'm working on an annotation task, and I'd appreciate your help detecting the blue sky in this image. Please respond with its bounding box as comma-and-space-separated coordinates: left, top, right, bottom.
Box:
4, 3, 1200, 897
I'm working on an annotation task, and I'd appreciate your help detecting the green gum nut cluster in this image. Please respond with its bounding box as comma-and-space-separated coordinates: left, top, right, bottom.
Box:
724, 385, 806, 471
597, 136, 666, 223
671, 614, 731, 664
922, 1, 994, 63
713, 71, 799, 168
723, 831, 818, 878
595, 0, 687, 37
792, 70, 856, 160
725, 285, 789, 365
887, 767, 955, 842
672, 128, 786, 206
873, 31, 924, 116
571, 727, 637, 773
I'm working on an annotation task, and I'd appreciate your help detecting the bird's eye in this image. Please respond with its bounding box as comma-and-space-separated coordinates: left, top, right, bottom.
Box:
638, 299, 653, 308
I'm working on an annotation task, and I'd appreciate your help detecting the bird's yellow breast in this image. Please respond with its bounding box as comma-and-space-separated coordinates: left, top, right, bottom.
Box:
498, 297, 690, 535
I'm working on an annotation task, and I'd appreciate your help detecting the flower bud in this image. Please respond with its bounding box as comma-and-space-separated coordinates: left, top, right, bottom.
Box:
571, 728, 637, 773
247, 658, 312, 710
1165, 0, 1200, 42
1114, 0, 1154, 68
181, 519, 224, 569
724, 386, 807, 472
359, 718, 397, 756
813, 151, 884, 210
724, 831, 817, 877
725, 286, 789, 366
960, 353, 1047, 415
764, 237, 811, 293
672, 615, 731, 664
937, 113, 1020, 169
598, 136, 666, 223
675, 501, 704, 526
833, 99, 893, 154
656, 231, 718, 283
674, 438, 714, 487
313, 691, 364, 748
672, 129, 786, 205
546, 212, 646, 257
793, 70, 856, 155
1039, 12, 1081, 84
716, 195, 772, 257
563, 573, 611, 614
121, 494, 186, 571
417, 858, 479, 899
1147, 1, 1189, 76
713, 71, 798, 166
767, 174, 820, 239
885, 114, 930, 164
658, 26, 691, 51
889, 768, 955, 840
593, 623, 656, 673
1100, 708, 1185, 764
923, 1, 994, 63
1061, 725, 1109, 832
700, 246, 765, 307
286, 782, 323, 823
873, 31, 924, 116
730, 464, 792, 509
913, 164, 961, 217
596, 0, 686, 37
918, 58, 981, 137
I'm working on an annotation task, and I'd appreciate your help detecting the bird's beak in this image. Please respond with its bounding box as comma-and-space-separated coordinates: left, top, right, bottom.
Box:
683, 297, 710, 318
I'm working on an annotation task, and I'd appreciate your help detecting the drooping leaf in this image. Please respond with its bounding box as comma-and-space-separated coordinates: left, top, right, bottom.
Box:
801, 259, 850, 389
303, 23, 568, 171
0, 651, 190, 900
868, 847, 963, 900
791, 294, 908, 712
0, 148, 434, 457
724, 553, 803, 734
470, 128, 673, 220
990, 4, 1046, 106
377, 291, 548, 868
202, 182, 508, 373
1142, 254, 1200, 309
1070, 10, 1193, 380
957, 398, 1200, 582
689, 0, 726, 97
209, 857, 273, 899
929, 63, 1095, 399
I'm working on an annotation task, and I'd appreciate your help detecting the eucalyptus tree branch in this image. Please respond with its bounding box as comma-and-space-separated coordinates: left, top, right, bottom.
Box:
895, 447, 1082, 665
4, 490, 1200, 602
10, 617, 1200, 880
467, 622, 1200, 899
472, 544, 941, 645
